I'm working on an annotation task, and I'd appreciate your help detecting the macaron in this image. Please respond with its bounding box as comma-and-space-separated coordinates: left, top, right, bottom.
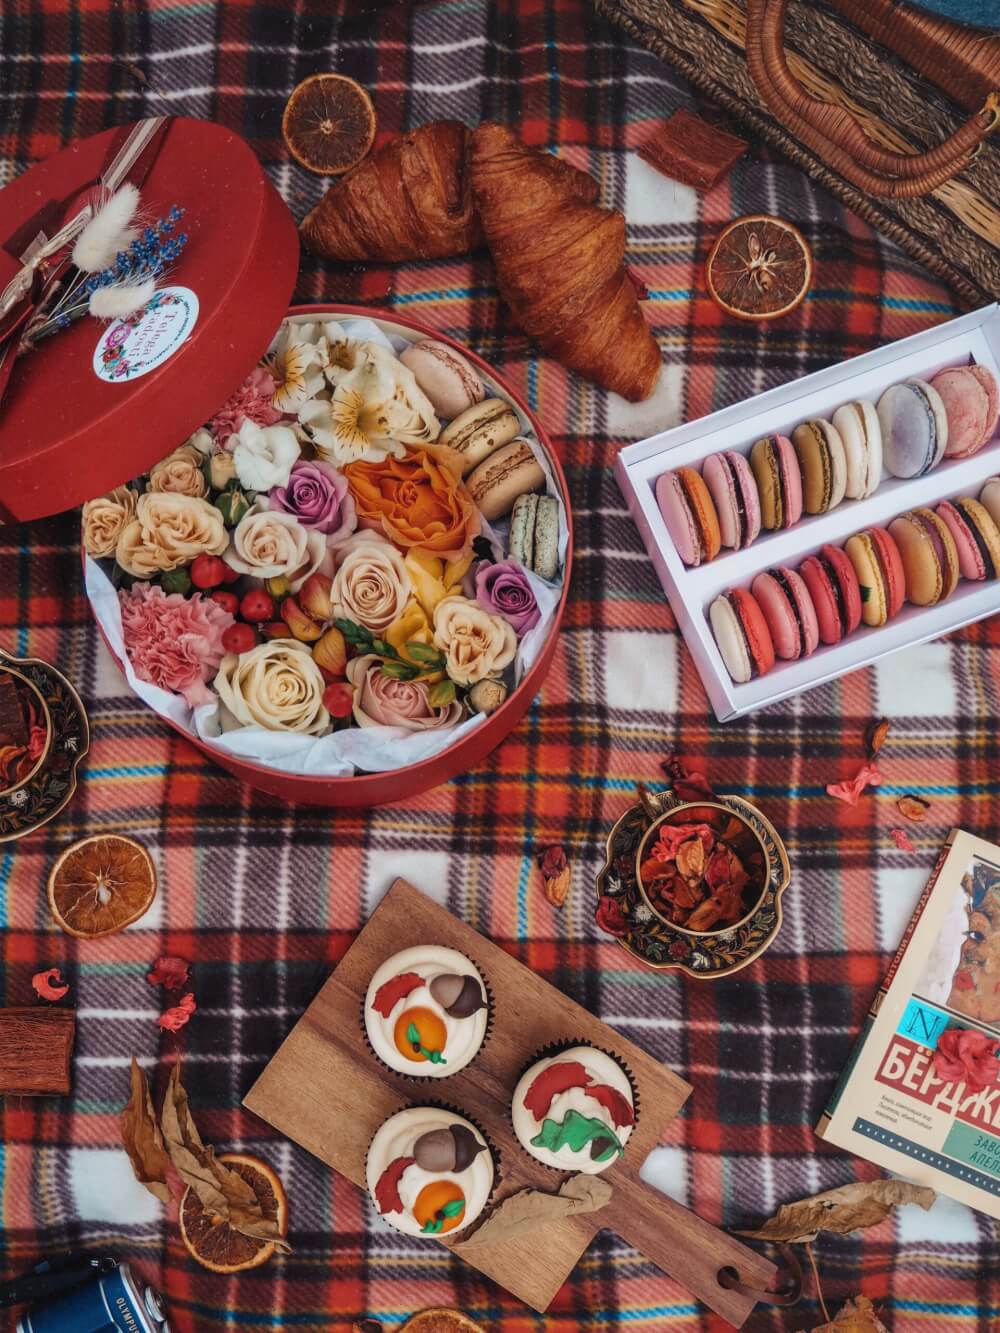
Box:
877, 380, 948, 478
888, 507, 960, 606
508, 492, 560, 581
936, 497, 1000, 581
750, 566, 819, 660
979, 476, 1000, 529
702, 450, 762, 549
970, 365, 999, 446
792, 419, 848, 515
799, 543, 863, 645
399, 338, 485, 419
655, 467, 722, 567
709, 588, 776, 684
466, 438, 545, 521
832, 400, 882, 499
439, 398, 520, 476
931, 364, 999, 459
844, 527, 906, 627
749, 434, 803, 531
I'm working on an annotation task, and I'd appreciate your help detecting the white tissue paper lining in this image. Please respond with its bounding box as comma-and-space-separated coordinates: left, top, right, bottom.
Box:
84, 315, 569, 778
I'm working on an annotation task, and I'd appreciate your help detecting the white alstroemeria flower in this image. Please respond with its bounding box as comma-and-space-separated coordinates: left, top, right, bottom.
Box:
267, 325, 325, 413
231, 419, 300, 492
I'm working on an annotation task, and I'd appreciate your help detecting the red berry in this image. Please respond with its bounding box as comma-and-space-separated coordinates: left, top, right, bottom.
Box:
240, 589, 275, 623
210, 591, 240, 615
220, 563, 241, 586
323, 682, 354, 718
261, 621, 289, 640
190, 554, 228, 590
222, 623, 258, 654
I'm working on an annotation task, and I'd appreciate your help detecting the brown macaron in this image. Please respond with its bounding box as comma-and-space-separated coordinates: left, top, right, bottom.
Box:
439, 398, 520, 476
466, 438, 545, 521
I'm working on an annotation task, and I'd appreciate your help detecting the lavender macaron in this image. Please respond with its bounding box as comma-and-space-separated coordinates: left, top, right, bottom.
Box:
399, 338, 486, 419
877, 379, 948, 479
703, 450, 762, 550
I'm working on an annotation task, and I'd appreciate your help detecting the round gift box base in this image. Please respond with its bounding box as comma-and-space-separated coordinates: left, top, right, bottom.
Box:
89, 305, 572, 808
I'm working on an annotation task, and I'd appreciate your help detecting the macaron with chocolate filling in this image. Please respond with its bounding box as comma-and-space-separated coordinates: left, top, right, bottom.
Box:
750, 434, 803, 531
832, 400, 882, 499
702, 450, 761, 549
655, 467, 722, 567
709, 588, 776, 684
751, 566, 819, 660
439, 398, 520, 476
399, 339, 485, 419
466, 438, 545, 521
844, 527, 906, 627
799, 544, 863, 645
888, 507, 960, 606
936, 497, 1000, 581
792, 419, 847, 514
877, 380, 948, 478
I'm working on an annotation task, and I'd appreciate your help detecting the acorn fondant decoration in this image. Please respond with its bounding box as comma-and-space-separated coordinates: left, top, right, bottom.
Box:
429, 972, 487, 1019
414, 1124, 487, 1174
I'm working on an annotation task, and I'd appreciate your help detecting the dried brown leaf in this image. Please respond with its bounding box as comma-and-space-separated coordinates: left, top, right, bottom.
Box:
543, 866, 571, 908
451, 1174, 612, 1253
865, 718, 890, 762
676, 836, 706, 881
897, 795, 930, 822
120, 1057, 171, 1203
738, 1178, 935, 1244
539, 846, 571, 908
812, 1295, 889, 1332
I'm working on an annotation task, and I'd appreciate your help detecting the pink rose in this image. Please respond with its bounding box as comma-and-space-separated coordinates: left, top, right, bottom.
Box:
119, 582, 233, 708
268, 459, 357, 542
209, 366, 282, 442
474, 560, 540, 635
346, 653, 463, 732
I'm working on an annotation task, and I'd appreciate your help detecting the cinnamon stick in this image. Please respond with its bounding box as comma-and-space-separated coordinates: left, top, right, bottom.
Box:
639, 109, 747, 192
0, 1007, 75, 1095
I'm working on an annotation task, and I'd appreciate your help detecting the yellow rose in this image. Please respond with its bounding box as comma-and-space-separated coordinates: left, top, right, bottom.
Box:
433, 594, 517, 686
82, 485, 137, 558
146, 444, 207, 497
116, 493, 228, 578
214, 639, 329, 734
405, 549, 473, 618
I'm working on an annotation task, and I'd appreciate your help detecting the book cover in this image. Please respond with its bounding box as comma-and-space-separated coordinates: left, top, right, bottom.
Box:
817, 829, 1000, 1218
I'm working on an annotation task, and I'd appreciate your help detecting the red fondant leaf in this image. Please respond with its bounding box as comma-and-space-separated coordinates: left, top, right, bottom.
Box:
374, 1156, 415, 1214
372, 972, 424, 1018
588, 1082, 635, 1128
523, 1060, 591, 1120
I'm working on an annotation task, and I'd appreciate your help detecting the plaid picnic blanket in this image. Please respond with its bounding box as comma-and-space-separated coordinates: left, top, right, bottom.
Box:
2, 0, 998, 1330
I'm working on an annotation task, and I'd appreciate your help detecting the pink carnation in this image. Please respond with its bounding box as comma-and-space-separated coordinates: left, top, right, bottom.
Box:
209, 366, 282, 442
119, 582, 234, 708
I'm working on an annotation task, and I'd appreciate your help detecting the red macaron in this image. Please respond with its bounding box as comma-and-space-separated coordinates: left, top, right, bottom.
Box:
709, 587, 776, 684
751, 566, 820, 660
799, 543, 863, 645
844, 527, 907, 627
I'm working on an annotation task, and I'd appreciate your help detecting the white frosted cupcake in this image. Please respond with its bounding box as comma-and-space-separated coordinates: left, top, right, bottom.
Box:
363, 945, 490, 1078
511, 1044, 636, 1174
366, 1107, 495, 1238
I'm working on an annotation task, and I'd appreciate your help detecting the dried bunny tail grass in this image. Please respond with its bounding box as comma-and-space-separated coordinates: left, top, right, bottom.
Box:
88, 277, 156, 321
72, 184, 141, 273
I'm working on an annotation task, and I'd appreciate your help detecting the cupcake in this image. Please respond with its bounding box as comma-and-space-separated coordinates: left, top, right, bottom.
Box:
511, 1045, 636, 1174
364, 945, 490, 1078
366, 1107, 495, 1237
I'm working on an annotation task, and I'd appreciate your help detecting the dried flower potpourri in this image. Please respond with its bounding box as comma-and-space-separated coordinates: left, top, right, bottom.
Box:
83, 316, 567, 778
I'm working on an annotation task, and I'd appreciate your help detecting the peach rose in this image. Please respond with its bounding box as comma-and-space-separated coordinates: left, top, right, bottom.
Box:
346, 654, 463, 732
82, 485, 137, 559
344, 442, 480, 562
433, 595, 517, 686
214, 639, 329, 734
223, 502, 327, 592
116, 493, 228, 578
330, 531, 412, 633
146, 445, 208, 497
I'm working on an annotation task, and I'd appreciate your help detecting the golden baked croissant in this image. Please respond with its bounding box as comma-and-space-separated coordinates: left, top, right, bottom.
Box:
470, 123, 662, 402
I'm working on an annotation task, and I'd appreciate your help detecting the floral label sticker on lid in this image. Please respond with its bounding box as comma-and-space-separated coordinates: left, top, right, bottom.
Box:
92, 285, 199, 383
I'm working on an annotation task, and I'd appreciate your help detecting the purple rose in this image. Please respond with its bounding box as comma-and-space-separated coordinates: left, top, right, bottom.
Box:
268, 459, 357, 542
475, 560, 540, 636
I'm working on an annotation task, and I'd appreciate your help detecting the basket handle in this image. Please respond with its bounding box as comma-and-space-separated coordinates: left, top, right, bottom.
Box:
745, 0, 999, 198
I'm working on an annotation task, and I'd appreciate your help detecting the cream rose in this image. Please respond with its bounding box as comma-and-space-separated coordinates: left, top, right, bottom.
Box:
214, 639, 330, 734
433, 595, 517, 686
330, 531, 412, 633
346, 653, 464, 732
147, 444, 208, 497
82, 485, 137, 558
231, 419, 300, 492
116, 493, 228, 578
223, 501, 327, 591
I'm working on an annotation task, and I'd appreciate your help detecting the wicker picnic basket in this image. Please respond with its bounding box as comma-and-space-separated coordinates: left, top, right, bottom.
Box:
595, 0, 1000, 305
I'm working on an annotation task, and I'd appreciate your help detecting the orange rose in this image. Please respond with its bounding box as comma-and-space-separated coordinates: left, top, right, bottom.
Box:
344, 442, 480, 562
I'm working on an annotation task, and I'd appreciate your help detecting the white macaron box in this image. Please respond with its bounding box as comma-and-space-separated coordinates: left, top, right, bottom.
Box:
615, 303, 1000, 722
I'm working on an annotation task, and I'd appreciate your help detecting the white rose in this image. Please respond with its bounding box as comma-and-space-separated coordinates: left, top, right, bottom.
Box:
330, 531, 413, 633
215, 639, 329, 734
232, 419, 300, 492
224, 501, 327, 591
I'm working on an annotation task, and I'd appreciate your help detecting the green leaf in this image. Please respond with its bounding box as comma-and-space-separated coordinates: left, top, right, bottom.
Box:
531, 1110, 623, 1161
406, 1023, 421, 1046
428, 679, 457, 708
334, 618, 373, 647
441, 1198, 465, 1217
421, 1217, 444, 1234
371, 638, 401, 660
404, 641, 444, 666
379, 661, 419, 681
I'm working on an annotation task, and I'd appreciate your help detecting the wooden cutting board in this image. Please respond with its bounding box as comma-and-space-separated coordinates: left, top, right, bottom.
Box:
244, 878, 775, 1325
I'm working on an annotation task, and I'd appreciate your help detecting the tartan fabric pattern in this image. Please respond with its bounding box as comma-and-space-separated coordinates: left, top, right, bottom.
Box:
1, 0, 998, 1330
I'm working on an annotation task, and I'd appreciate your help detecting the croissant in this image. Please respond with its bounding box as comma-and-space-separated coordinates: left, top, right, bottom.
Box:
470, 123, 662, 402
301, 120, 482, 263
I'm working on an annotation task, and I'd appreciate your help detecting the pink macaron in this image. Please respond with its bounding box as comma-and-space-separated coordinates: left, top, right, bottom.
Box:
799, 543, 863, 644
702, 450, 762, 549
751, 566, 819, 660
937, 497, 1000, 581
931, 365, 998, 459
399, 338, 486, 418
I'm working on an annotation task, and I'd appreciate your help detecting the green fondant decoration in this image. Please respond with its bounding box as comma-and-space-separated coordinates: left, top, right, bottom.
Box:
420, 1198, 464, 1234
441, 1198, 465, 1217
531, 1109, 623, 1162
405, 1021, 447, 1065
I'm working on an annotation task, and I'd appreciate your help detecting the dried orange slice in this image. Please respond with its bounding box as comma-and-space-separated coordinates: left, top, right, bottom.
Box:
706, 214, 812, 321
282, 74, 376, 176
47, 834, 156, 938
401, 1312, 487, 1333
180, 1152, 288, 1274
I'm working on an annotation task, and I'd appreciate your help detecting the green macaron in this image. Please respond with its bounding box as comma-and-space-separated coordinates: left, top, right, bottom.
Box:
508, 493, 560, 581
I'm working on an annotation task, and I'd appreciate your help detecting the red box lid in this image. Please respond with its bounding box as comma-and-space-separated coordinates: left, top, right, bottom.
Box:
0, 117, 299, 523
